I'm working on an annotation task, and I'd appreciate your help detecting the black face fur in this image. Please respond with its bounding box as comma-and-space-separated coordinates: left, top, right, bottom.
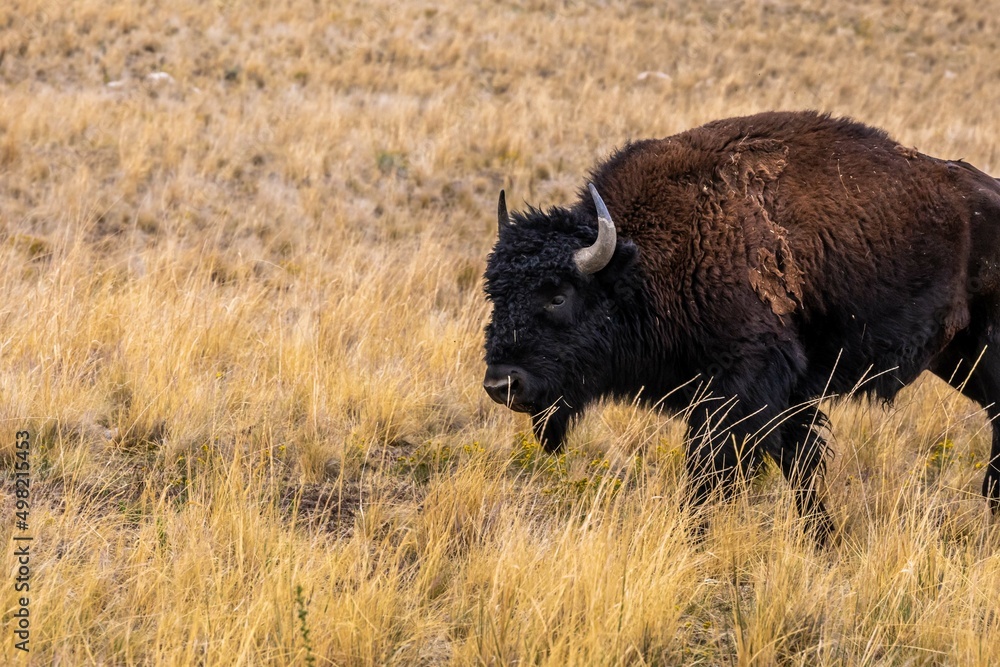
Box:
483, 203, 640, 451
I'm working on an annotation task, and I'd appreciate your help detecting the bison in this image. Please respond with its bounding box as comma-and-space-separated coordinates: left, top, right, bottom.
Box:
482, 110, 1000, 538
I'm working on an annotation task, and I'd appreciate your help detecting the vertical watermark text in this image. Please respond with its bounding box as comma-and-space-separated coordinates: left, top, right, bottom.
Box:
12, 430, 32, 652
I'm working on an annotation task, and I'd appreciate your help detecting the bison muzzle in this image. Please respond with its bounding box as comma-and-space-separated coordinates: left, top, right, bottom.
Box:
483, 111, 1000, 540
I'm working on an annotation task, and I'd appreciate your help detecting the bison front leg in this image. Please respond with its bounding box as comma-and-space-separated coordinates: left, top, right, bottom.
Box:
531, 403, 574, 453
683, 393, 836, 543
681, 344, 831, 539
776, 409, 835, 544
683, 395, 767, 509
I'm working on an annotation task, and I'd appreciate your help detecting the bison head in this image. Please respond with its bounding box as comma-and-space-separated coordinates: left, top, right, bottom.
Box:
483, 184, 639, 451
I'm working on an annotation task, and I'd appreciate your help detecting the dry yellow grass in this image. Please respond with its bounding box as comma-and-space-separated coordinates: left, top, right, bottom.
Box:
2, 0, 1000, 663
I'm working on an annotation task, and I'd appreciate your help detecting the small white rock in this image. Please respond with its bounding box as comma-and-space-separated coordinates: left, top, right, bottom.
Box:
146, 71, 175, 84
637, 71, 671, 81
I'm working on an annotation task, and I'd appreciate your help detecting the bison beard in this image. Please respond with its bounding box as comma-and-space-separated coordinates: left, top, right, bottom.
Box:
483, 111, 1000, 541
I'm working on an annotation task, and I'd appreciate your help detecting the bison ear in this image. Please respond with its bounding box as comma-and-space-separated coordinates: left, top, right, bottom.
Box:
497, 190, 511, 233
595, 239, 640, 293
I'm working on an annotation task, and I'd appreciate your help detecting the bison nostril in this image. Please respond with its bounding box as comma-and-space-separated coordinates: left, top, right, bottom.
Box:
484, 376, 517, 403
484, 364, 530, 407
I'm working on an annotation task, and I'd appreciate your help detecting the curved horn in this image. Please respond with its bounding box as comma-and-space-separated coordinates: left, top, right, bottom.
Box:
497, 189, 510, 233
574, 183, 617, 274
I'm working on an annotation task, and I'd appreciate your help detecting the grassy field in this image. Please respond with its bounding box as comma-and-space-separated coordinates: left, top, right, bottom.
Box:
2, 0, 1000, 663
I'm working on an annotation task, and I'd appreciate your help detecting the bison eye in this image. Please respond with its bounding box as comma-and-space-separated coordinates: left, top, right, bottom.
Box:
542, 285, 575, 314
